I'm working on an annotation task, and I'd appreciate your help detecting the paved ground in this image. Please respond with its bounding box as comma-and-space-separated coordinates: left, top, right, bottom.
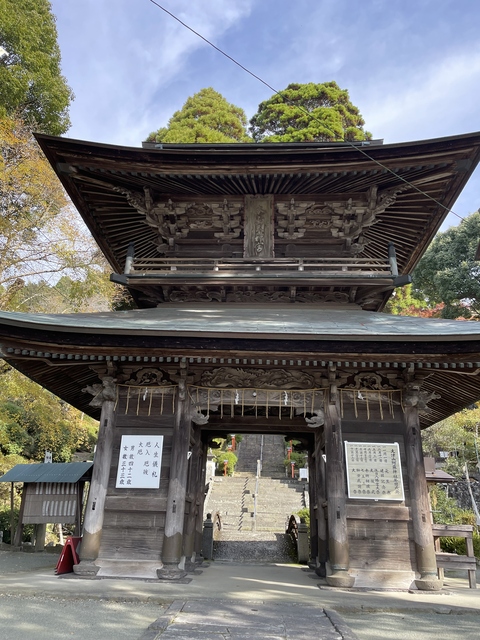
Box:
1, 547, 480, 639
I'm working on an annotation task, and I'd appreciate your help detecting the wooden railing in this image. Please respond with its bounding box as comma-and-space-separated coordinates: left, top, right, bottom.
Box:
128, 256, 394, 277
432, 523, 477, 589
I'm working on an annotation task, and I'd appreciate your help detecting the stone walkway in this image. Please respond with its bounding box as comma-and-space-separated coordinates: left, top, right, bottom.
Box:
2, 547, 480, 639
139, 600, 358, 639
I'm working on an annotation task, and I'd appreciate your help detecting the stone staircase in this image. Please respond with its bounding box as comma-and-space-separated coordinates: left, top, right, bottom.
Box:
235, 434, 286, 477
205, 434, 307, 562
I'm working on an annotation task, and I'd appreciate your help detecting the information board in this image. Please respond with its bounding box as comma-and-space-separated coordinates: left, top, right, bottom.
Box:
344, 441, 404, 501
115, 435, 164, 489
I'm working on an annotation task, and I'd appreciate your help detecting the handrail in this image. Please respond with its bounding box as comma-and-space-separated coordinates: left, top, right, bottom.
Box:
211, 510, 222, 534
286, 514, 309, 564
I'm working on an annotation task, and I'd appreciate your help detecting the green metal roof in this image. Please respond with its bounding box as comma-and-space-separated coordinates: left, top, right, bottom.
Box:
1, 305, 480, 341
0, 462, 93, 483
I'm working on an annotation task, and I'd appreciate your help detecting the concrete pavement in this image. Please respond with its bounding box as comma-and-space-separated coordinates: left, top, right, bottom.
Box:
1, 547, 480, 639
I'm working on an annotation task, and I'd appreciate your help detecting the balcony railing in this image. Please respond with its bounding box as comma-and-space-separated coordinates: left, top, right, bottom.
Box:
113, 242, 410, 287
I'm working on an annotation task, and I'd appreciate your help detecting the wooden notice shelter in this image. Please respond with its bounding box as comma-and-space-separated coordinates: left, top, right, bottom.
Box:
0, 462, 92, 549
1, 132, 480, 587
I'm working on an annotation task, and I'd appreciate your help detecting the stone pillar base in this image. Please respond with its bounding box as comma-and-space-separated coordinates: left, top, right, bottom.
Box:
73, 561, 100, 577
326, 571, 355, 588
156, 565, 188, 580
415, 575, 443, 591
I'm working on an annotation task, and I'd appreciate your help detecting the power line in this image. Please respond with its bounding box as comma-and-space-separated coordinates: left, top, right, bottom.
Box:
147, 0, 466, 222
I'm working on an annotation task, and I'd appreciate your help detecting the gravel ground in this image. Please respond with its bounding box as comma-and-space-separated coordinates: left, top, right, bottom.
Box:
0, 594, 165, 640
0, 548, 57, 574
340, 611, 480, 640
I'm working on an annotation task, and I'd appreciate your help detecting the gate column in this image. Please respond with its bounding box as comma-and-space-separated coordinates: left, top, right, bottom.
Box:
403, 381, 442, 590
159, 377, 191, 576
183, 424, 202, 567
324, 398, 355, 588
76, 375, 116, 572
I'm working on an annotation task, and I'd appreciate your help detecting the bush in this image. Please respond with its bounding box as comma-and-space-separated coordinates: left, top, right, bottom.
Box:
440, 533, 480, 558
214, 450, 237, 476
297, 507, 310, 529
0, 506, 33, 544
430, 484, 480, 558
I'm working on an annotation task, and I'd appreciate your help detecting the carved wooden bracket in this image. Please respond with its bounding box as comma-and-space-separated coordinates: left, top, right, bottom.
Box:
275, 185, 409, 253
191, 408, 209, 425
112, 186, 243, 252
305, 409, 325, 428
82, 375, 116, 407
403, 381, 441, 415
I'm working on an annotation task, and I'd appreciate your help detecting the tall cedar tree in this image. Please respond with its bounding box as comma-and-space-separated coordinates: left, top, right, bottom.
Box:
146, 87, 251, 143
249, 81, 371, 143
0, 0, 73, 135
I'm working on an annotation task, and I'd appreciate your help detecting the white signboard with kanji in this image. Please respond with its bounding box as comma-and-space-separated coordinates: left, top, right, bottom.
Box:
344, 441, 404, 501
116, 435, 163, 489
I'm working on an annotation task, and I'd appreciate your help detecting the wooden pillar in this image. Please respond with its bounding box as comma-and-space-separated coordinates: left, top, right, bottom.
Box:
74, 482, 84, 537
195, 441, 209, 556
183, 425, 202, 565
34, 523, 47, 552
78, 378, 116, 564
13, 485, 26, 547
161, 379, 191, 569
313, 431, 328, 577
308, 449, 318, 565
404, 405, 442, 590
10, 482, 15, 546
324, 401, 354, 587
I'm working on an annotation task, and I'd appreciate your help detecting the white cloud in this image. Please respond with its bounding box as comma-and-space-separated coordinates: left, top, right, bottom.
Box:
52, 0, 255, 145
364, 51, 480, 143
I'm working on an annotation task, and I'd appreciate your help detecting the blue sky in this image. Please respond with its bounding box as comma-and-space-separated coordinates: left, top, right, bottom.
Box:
50, 0, 480, 229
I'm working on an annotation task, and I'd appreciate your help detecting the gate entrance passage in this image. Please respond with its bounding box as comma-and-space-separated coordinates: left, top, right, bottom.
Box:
205, 434, 305, 565
2, 133, 480, 589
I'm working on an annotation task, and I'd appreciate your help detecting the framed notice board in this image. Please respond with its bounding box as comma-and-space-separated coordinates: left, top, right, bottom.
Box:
344, 441, 404, 501
116, 435, 164, 489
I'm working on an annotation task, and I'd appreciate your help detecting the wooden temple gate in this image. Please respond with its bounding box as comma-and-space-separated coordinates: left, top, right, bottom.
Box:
2, 132, 480, 588
68, 360, 443, 589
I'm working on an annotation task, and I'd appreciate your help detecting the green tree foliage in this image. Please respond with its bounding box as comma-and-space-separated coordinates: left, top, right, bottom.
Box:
422, 404, 480, 478
429, 485, 480, 557
146, 88, 251, 143
0, 0, 73, 135
0, 115, 115, 311
249, 81, 371, 143
384, 284, 443, 317
412, 210, 480, 319
0, 116, 115, 466
0, 364, 98, 462
214, 450, 238, 476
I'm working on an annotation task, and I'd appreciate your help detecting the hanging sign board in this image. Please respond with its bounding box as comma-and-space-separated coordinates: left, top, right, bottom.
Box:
115, 435, 163, 489
344, 441, 404, 501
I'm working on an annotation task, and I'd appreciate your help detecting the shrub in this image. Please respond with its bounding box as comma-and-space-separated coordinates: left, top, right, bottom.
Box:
430, 484, 480, 558
297, 507, 310, 529
0, 506, 33, 544
214, 450, 237, 476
